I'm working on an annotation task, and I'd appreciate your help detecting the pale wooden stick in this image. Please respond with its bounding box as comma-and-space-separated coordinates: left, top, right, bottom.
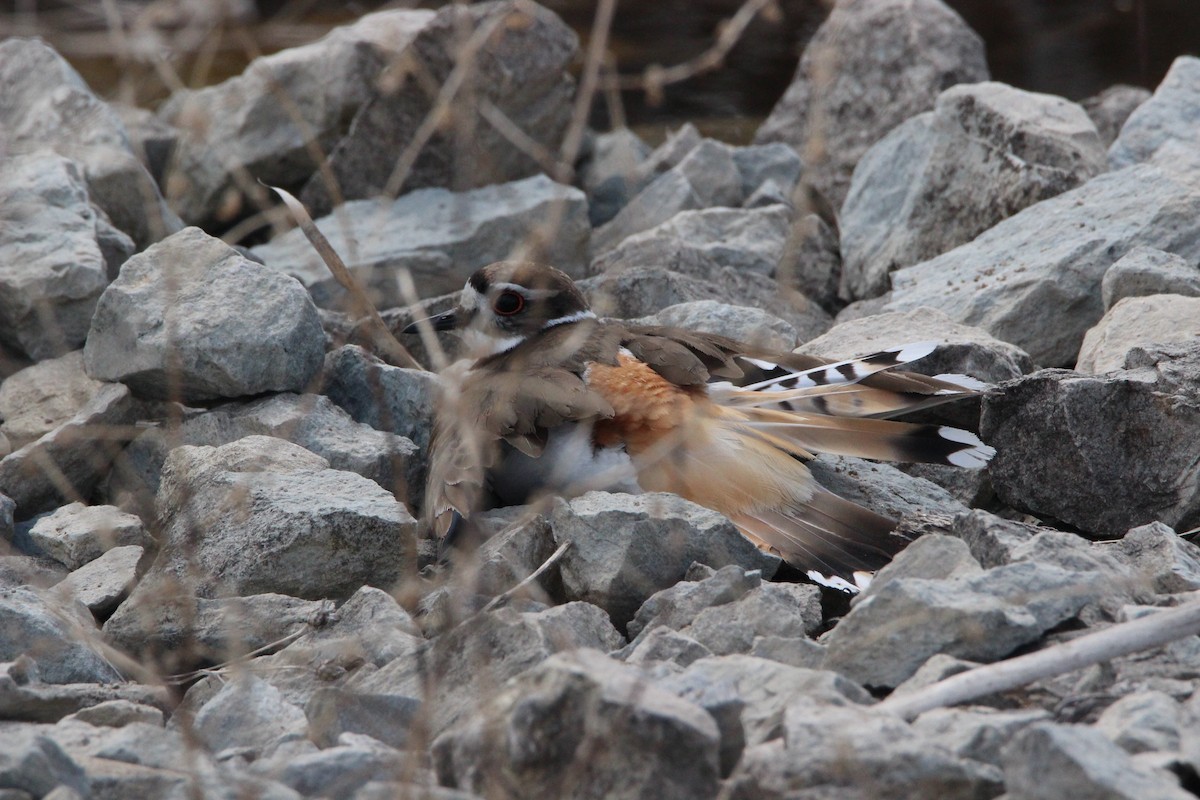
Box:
877, 597, 1200, 721
480, 540, 572, 613
265, 183, 425, 371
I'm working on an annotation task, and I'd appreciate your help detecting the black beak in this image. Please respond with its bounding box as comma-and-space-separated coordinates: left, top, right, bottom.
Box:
401, 309, 458, 335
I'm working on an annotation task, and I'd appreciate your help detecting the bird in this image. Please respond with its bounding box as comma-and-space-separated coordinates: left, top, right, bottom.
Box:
404, 261, 995, 590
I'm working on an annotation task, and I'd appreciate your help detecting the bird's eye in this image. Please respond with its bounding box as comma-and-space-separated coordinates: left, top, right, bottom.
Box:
493, 290, 525, 316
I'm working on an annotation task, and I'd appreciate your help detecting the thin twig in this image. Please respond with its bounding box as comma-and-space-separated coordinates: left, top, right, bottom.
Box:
876, 597, 1200, 721
481, 540, 572, 613
599, 0, 777, 94
163, 625, 310, 685
265, 183, 425, 371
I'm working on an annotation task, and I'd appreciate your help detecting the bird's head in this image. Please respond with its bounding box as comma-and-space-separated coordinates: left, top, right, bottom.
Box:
404, 261, 594, 358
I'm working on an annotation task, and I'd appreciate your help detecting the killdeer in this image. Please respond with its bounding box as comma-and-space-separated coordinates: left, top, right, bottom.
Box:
405, 261, 995, 589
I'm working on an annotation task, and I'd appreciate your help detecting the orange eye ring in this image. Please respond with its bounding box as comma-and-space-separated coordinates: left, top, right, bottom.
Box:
493, 290, 525, 316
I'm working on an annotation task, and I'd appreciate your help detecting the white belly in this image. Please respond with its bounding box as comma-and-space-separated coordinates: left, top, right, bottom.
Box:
490, 422, 642, 505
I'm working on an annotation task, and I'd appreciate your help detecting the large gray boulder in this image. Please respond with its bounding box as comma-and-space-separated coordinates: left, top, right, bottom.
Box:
0, 351, 109, 451
840, 82, 1104, 299
0, 154, 116, 360
108, 392, 422, 521
85, 226, 325, 402
1076, 294, 1200, 374
550, 492, 781, 628
301, 1, 578, 216
158, 9, 435, 226
0, 382, 137, 517
152, 435, 417, 599
432, 650, 721, 800
884, 157, 1200, 366
754, 0, 988, 207
0, 588, 123, 684
1101, 247, 1200, 310
1109, 56, 1200, 169
0, 38, 177, 248
254, 175, 589, 307
981, 352, 1200, 536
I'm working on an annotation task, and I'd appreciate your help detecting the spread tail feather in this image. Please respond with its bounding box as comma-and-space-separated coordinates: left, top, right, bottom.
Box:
729, 406, 996, 468
729, 489, 904, 584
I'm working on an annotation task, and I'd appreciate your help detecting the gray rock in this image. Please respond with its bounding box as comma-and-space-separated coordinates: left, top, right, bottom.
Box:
980, 365, 1200, 536
591, 139, 745, 255
469, 506, 558, 599
824, 561, 1113, 687
590, 170, 702, 256
322, 345, 438, 453
153, 436, 416, 599
1101, 247, 1200, 310
0, 588, 122, 684
629, 124, 703, 188
890, 653, 982, 698
103, 586, 325, 675
777, 212, 843, 313
591, 205, 793, 282
732, 143, 804, 201
629, 300, 799, 353
1083, 84, 1152, 147
110, 392, 422, 520
683, 583, 822, 657
51, 545, 143, 616
808, 455, 971, 522
928, 509, 1042, 569
305, 687, 422, 750
1096, 690, 1185, 754
351, 783, 479, 800
627, 564, 762, 641
911, 706, 1050, 767
841, 82, 1104, 299
726, 698, 1001, 799
275, 585, 420, 670
432, 649, 720, 800
194, 674, 308, 755
259, 738, 412, 798
1077, 294, 1200, 374
0, 352, 109, 451
0, 382, 137, 518
748, 636, 827, 670
0, 38, 176, 248
84, 227, 325, 403
158, 9, 434, 226
27, 503, 149, 570
1110, 522, 1200, 594
0, 662, 166, 723
0, 154, 112, 361
660, 655, 870, 751
754, 0, 988, 207
885, 159, 1200, 367
1109, 56, 1200, 169
0, 726, 88, 798
0, 553, 67, 591
303, 1, 578, 216
579, 266, 832, 343
1003, 721, 1194, 800
355, 602, 622, 738
550, 492, 781, 627
856, 534, 982, 604
622, 627, 712, 667
64, 698, 164, 728
578, 128, 651, 226
259, 175, 589, 307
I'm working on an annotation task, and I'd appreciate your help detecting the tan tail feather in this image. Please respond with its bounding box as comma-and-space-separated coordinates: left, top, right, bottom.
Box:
730, 490, 902, 579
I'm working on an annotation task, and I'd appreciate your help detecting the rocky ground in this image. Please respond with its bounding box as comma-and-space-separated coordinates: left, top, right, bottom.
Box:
2, 0, 1200, 798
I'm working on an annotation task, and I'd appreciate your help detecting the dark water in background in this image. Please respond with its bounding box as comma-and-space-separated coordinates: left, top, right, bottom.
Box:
4, 0, 1198, 143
